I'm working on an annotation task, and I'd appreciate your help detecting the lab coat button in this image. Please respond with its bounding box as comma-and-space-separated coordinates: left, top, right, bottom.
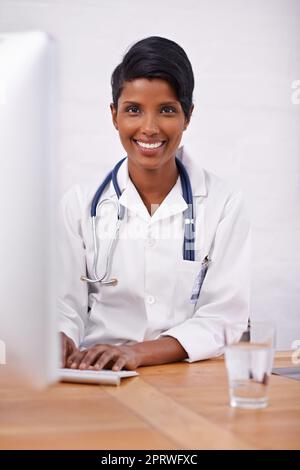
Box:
146, 295, 155, 305
146, 238, 155, 248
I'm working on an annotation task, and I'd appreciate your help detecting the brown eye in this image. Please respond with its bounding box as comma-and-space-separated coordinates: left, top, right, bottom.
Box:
126, 105, 140, 113
161, 106, 177, 114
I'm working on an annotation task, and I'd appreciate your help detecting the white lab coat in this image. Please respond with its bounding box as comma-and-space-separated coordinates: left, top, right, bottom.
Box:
58, 147, 251, 362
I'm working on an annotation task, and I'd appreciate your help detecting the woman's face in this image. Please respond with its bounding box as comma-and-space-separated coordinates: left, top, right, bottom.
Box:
110, 78, 192, 171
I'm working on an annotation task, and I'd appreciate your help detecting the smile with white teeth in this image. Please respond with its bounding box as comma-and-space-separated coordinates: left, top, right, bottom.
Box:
135, 140, 164, 149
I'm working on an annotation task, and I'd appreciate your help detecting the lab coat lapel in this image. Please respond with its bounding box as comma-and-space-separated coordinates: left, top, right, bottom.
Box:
118, 179, 150, 221
150, 178, 187, 223
104, 159, 149, 220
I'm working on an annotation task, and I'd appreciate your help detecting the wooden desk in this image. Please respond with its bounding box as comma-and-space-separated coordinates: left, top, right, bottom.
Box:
0, 352, 299, 450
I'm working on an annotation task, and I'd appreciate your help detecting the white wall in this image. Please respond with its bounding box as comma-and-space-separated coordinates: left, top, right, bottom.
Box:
1, 0, 299, 349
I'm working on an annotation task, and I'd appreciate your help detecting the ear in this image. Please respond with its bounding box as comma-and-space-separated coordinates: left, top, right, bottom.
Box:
110, 103, 119, 130
183, 104, 194, 131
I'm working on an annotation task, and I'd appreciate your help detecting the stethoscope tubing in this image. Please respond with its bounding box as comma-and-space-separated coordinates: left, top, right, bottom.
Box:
82, 156, 195, 284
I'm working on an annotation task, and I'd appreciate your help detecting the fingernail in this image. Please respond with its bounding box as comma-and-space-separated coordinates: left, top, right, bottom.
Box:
79, 363, 86, 370
71, 363, 77, 369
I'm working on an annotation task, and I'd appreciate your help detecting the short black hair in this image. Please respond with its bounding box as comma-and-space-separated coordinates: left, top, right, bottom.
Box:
111, 36, 194, 121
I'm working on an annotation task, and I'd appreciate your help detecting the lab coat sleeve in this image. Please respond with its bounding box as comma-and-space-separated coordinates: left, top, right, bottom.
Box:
58, 186, 88, 347
161, 191, 251, 362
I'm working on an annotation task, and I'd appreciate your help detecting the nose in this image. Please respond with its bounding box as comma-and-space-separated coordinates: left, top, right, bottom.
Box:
140, 113, 159, 136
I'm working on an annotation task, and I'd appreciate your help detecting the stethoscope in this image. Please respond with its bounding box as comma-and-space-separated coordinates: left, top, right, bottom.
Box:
80, 156, 195, 286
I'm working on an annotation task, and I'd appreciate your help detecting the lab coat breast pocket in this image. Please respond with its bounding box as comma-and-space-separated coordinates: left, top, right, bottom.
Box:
172, 259, 205, 325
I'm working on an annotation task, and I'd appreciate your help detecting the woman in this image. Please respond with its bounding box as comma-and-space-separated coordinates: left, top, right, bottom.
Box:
59, 36, 251, 371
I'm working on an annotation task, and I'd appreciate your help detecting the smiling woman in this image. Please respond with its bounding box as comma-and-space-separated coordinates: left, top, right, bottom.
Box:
109, 37, 194, 213
111, 78, 189, 212
58, 36, 251, 372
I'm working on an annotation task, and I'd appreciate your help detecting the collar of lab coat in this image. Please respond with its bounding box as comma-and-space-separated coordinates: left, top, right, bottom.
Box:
105, 146, 207, 222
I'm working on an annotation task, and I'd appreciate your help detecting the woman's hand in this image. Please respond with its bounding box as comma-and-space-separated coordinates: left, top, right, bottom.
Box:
66, 344, 141, 371
60, 332, 78, 368
65, 337, 187, 370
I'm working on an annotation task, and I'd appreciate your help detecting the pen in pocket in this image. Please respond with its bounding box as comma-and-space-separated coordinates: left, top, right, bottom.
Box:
190, 256, 211, 304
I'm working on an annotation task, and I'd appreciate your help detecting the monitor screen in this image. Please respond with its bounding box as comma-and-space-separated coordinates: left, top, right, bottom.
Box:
0, 31, 59, 388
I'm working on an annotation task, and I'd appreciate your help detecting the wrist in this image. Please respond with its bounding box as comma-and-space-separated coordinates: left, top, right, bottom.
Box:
129, 342, 144, 368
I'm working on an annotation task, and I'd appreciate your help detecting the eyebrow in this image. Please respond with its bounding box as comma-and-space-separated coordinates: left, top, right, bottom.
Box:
121, 101, 180, 106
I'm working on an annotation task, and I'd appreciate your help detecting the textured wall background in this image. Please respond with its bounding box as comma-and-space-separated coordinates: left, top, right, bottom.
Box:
1, 0, 299, 349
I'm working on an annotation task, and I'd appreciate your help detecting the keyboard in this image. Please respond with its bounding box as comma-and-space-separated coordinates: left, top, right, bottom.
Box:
59, 368, 138, 386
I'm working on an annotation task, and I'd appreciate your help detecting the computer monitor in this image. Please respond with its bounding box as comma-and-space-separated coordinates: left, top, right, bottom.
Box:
0, 31, 59, 388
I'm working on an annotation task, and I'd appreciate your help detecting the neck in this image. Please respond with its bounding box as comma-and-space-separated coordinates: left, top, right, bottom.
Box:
128, 158, 178, 215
